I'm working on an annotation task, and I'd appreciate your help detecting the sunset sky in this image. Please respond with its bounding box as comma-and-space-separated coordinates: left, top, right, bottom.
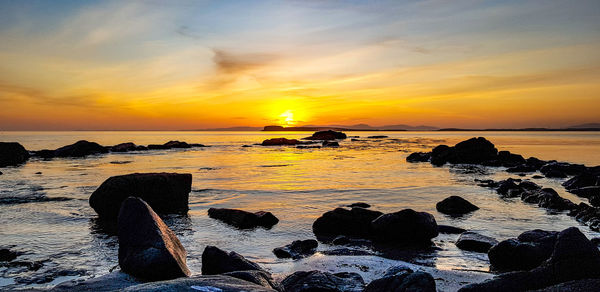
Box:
0, 0, 599, 130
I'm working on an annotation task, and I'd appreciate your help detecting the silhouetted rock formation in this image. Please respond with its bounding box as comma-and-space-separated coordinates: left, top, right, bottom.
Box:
488, 229, 557, 272
456, 232, 498, 253
110, 142, 137, 152
364, 266, 436, 292
201, 246, 264, 275
0, 142, 30, 167
436, 196, 479, 215
54, 140, 108, 157
281, 270, 364, 292
312, 207, 383, 239
367, 135, 388, 139
303, 130, 347, 140
207, 208, 279, 229
273, 239, 318, 259
89, 173, 192, 219
261, 138, 303, 146
117, 197, 190, 280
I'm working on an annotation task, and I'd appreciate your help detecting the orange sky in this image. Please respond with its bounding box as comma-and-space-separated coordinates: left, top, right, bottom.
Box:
0, 1, 599, 130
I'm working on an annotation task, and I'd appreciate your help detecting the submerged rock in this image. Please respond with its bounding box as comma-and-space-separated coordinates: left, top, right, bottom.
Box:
117, 197, 190, 280
456, 232, 498, 253
364, 266, 436, 292
208, 208, 279, 229
273, 239, 318, 259
322, 141, 340, 147
201, 246, 264, 275
406, 152, 430, 162
0, 142, 30, 167
371, 209, 438, 245
303, 130, 347, 140
0, 248, 18, 261
281, 270, 364, 292
313, 207, 383, 239
436, 196, 479, 215
54, 140, 108, 157
90, 173, 192, 219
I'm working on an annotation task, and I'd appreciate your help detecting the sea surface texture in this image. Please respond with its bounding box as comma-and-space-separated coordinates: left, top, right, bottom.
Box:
1, 131, 599, 289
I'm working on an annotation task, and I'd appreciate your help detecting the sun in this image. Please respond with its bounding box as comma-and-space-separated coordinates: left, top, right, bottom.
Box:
279, 110, 296, 126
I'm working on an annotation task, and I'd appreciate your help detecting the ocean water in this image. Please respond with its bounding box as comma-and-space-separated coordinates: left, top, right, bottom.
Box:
1, 131, 599, 289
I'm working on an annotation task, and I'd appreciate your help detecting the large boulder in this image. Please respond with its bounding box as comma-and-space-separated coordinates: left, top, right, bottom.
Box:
563, 172, 600, 190
117, 197, 190, 280
89, 173, 192, 219
281, 270, 364, 292
448, 137, 498, 164
208, 208, 279, 229
313, 207, 383, 239
521, 188, 577, 211
273, 239, 318, 259
123, 275, 277, 292
0, 142, 30, 167
456, 232, 498, 253
436, 196, 479, 215
201, 246, 264, 275
54, 140, 108, 157
488, 230, 558, 272
364, 266, 436, 292
371, 209, 438, 245
303, 130, 347, 140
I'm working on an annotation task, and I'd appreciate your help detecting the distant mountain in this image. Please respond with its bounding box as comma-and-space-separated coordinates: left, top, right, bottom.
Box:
193, 126, 263, 131
263, 124, 439, 131
568, 123, 600, 129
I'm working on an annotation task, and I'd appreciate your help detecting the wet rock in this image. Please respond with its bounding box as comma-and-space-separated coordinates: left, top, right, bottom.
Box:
563, 172, 600, 190
526, 157, 548, 170
323, 141, 340, 147
51, 270, 141, 291
223, 270, 282, 291
506, 165, 537, 173
321, 248, 375, 256
90, 173, 192, 219
496, 151, 527, 167
0, 142, 30, 167
35, 149, 57, 159
201, 246, 264, 275
313, 207, 383, 239
488, 229, 557, 272
262, 138, 303, 146
589, 195, 600, 207
163, 140, 191, 148
303, 130, 347, 140
54, 140, 108, 157
569, 203, 600, 231
117, 197, 190, 280
0, 248, 18, 261
591, 237, 600, 246
208, 208, 279, 229
430, 144, 452, 166
456, 232, 498, 253
367, 135, 388, 139
530, 279, 600, 292
438, 225, 466, 234
569, 186, 600, 198
123, 275, 277, 292
364, 266, 436, 292
436, 196, 479, 215
281, 270, 364, 292
371, 209, 438, 245
347, 202, 370, 208
135, 145, 148, 151
296, 145, 321, 149
110, 142, 137, 152
458, 227, 600, 292
532, 175, 544, 179
543, 169, 567, 178
447, 137, 499, 164
521, 188, 577, 211
541, 162, 587, 177
476, 179, 499, 188
273, 239, 318, 259
406, 152, 431, 162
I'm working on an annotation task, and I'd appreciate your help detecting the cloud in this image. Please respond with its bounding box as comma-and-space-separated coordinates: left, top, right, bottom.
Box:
212, 49, 277, 74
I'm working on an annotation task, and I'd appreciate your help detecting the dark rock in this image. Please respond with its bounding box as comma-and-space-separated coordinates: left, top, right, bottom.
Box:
303, 130, 347, 140
526, 157, 548, 170
507, 165, 537, 173
364, 267, 436, 292
321, 248, 375, 256
51, 271, 141, 291
438, 225, 466, 234
262, 138, 303, 146
497, 151, 527, 167
430, 144, 452, 166
570, 203, 600, 231
530, 279, 600, 292
0, 248, 18, 261
208, 208, 279, 229
488, 230, 557, 272
123, 274, 277, 291
281, 270, 364, 292
313, 207, 383, 239
406, 152, 431, 162
54, 140, 108, 157
589, 195, 600, 207
591, 237, 600, 246
569, 186, 600, 198
296, 145, 321, 149
163, 140, 191, 148
456, 232, 498, 253
563, 172, 600, 190
273, 239, 318, 259
189, 143, 208, 147
135, 145, 148, 151
544, 169, 567, 178
367, 135, 388, 139
476, 179, 498, 188
223, 270, 282, 291
532, 175, 544, 179
110, 142, 137, 152
117, 197, 190, 280
90, 173, 192, 219
0, 142, 30, 167
332, 235, 351, 245
541, 162, 587, 177
436, 196, 479, 215
371, 209, 438, 245
449, 137, 498, 164
201, 246, 264, 275
323, 141, 340, 147
242, 145, 252, 148
347, 202, 370, 208
521, 188, 577, 211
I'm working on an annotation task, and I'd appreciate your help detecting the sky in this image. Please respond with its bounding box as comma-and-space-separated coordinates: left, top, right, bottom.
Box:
0, 0, 599, 130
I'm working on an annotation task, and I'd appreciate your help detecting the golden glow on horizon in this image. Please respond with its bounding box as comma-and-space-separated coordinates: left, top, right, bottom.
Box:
279, 110, 296, 126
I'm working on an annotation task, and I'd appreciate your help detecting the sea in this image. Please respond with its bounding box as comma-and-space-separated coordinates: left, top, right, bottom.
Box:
1, 131, 599, 290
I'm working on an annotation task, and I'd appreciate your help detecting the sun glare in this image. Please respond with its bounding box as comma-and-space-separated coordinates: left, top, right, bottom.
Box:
279, 110, 295, 126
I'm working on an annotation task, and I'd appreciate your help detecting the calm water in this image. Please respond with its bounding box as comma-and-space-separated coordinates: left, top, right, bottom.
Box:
1, 131, 599, 289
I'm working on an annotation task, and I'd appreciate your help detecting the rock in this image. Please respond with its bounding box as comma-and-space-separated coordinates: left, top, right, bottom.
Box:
496, 151, 527, 167
506, 165, 537, 173
544, 169, 567, 178
273, 239, 318, 259
438, 225, 466, 234
54, 140, 108, 157
0, 248, 18, 261
591, 237, 600, 246
569, 186, 600, 198
189, 143, 208, 147
123, 275, 277, 292
281, 270, 364, 292
488, 230, 557, 272
110, 142, 137, 152
449, 137, 498, 164
51, 270, 141, 291
532, 175, 544, 179
89, 173, 192, 219
590, 195, 600, 207
430, 144, 452, 166
521, 188, 577, 211
223, 270, 282, 291
323, 141, 340, 147
332, 235, 351, 245
458, 227, 600, 292
296, 145, 321, 149
201, 246, 264, 275
563, 172, 600, 190
0, 142, 30, 167
406, 152, 431, 162
496, 178, 521, 196
303, 130, 347, 140
541, 162, 587, 177
261, 138, 303, 146
455, 232, 498, 253
117, 197, 190, 280
367, 135, 388, 139
364, 267, 436, 292
570, 203, 600, 231
347, 202, 370, 208
208, 208, 279, 229
313, 207, 383, 239
436, 196, 479, 215
527, 157, 548, 170
530, 279, 600, 292
371, 209, 438, 245
163, 140, 191, 148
